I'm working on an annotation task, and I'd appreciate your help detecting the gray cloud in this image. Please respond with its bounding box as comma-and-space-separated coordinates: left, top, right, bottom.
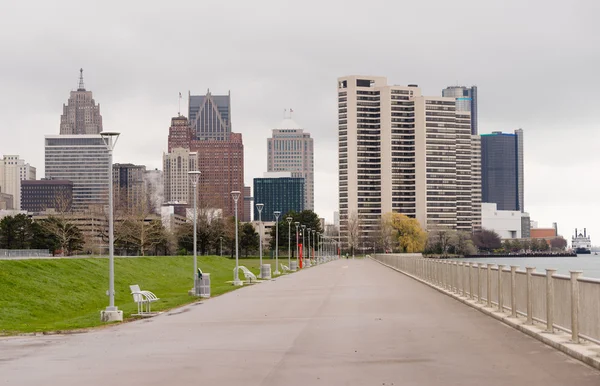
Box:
1, 0, 598, 237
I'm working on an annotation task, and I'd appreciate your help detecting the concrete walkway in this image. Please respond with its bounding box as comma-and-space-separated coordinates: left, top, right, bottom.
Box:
1, 258, 598, 385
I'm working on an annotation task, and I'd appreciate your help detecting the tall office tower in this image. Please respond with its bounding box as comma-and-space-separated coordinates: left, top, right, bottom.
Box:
253, 172, 305, 222
112, 163, 147, 213
243, 186, 251, 222
188, 90, 231, 141
0, 155, 36, 210
337, 76, 481, 246
60, 69, 103, 135
442, 86, 478, 135
267, 117, 314, 210
144, 168, 163, 214
21, 179, 73, 213
162, 148, 198, 205
481, 129, 524, 211
45, 135, 109, 211
166, 92, 245, 219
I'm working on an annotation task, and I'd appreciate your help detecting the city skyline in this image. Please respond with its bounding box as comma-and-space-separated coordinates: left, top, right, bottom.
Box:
0, 1, 598, 237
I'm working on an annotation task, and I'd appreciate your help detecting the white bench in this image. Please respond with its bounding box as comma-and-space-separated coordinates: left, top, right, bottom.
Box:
236, 266, 257, 283
130, 285, 160, 316
280, 263, 290, 272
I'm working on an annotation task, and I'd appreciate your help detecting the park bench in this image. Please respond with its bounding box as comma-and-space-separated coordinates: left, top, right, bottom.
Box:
280, 263, 290, 272
236, 266, 257, 283
130, 284, 160, 316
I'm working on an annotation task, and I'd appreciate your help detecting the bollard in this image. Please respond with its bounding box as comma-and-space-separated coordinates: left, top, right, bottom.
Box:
477, 263, 482, 303
526, 267, 535, 325
458, 262, 463, 296
510, 266, 518, 318
497, 265, 505, 313
487, 264, 492, 307
570, 271, 582, 343
546, 269, 557, 333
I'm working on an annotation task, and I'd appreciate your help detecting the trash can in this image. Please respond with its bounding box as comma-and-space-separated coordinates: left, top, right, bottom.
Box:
195, 273, 211, 298
261, 264, 272, 279
290, 261, 298, 272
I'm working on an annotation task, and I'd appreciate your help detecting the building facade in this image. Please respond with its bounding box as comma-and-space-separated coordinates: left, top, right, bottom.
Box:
21, 179, 73, 213
113, 164, 147, 213
0, 192, 13, 210
162, 147, 198, 205
337, 76, 481, 246
243, 186, 252, 222
45, 135, 110, 212
253, 173, 305, 222
442, 86, 478, 135
481, 130, 524, 212
0, 155, 36, 210
188, 90, 231, 141
59, 69, 103, 135
267, 119, 314, 210
481, 203, 522, 239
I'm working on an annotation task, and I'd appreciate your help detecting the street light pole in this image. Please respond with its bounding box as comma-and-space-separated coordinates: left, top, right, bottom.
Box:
286, 217, 292, 269
256, 203, 264, 278
188, 170, 201, 295
99, 131, 122, 322
274, 211, 281, 275
312, 230, 316, 262
301, 225, 306, 267
307, 228, 311, 265
231, 191, 242, 286
316, 232, 320, 263
294, 221, 299, 268
220, 236, 223, 257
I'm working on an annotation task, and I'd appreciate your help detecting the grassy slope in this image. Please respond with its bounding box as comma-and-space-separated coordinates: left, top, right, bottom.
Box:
0, 256, 283, 333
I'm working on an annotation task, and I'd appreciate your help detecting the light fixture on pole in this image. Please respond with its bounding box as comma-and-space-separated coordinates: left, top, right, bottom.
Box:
231, 191, 242, 286
294, 221, 300, 267
188, 170, 201, 295
99, 131, 123, 322
311, 229, 316, 261
286, 217, 293, 269
301, 225, 306, 267
256, 203, 264, 277
307, 227, 311, 266
220, 236, 223, 257
316, 232, 320, 263
273, 211, 281, 275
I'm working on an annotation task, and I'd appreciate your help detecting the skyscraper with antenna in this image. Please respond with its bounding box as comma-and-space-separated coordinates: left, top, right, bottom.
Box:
59, 68, 103, 135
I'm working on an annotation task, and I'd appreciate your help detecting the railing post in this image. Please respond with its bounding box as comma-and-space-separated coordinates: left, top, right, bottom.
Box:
463, 262, 468, 297
497, 265, 505, 313
477, 263, 482, 303
510, 266, 518, 318
468, 263, 474, 300
457, 262, 463, 295
570, 271, 582, 343
487, 264, 492, 307
526, 267, 535, 325
445, 261, 450, 290
455, 262, 460, 294
545, 269, 557, 333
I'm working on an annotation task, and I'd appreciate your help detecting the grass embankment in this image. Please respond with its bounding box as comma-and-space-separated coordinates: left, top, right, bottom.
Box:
0, 256, 281, 334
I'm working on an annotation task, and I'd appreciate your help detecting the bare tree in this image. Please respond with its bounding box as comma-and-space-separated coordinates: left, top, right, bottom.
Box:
347, 211, 360, 258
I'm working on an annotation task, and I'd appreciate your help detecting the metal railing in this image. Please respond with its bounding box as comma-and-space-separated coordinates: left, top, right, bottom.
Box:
0, 249, 51, 257
373, 254, 600, 345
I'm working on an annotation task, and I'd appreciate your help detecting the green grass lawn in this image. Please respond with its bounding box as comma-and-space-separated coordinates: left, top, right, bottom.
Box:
0, 255, 289, 334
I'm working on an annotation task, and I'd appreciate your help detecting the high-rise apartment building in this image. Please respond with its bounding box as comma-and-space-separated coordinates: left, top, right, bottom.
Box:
188, 90, 231, 141
21, 179, 73, 213
165, 92, 244, 219
60, 69, 103, 135
442, 86, 478, 135
163, 147, 198, 205
113, 163, 147, 213
243, 186, 252, 222
45, 135, 109, 212
267, 118, 314, 210
0, 155, 36, 210
337, 76, 481, 245
253, 172, 305, 222
481, 129, 524, 212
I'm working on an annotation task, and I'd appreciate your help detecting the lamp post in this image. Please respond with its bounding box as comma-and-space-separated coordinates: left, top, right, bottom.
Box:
312, 230, 316, 262
286, 217, 293, 268
99, 131, 122, 322
231, 191, 242, 286
307, 228, 311, 267
316, 232, 320, 263
294, 221, 299, 267
220, 236, 223, 257
188, 170, 201, 294
256, 203, 264, 278
302, 225, 306, 266
274, 211, 281, 275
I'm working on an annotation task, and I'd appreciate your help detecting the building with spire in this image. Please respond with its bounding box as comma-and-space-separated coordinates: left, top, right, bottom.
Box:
267, 115, 314, 210
188, 90, 231, 141
60, 69, 103, 135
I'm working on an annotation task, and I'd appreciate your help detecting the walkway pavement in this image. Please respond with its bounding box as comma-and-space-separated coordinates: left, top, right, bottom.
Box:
1, 258, 599, 385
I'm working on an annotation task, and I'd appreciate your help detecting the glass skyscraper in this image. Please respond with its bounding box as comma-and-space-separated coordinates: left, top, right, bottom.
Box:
481, 129, 524, 212
442, 86, 478, 135
253, 174, 304, 222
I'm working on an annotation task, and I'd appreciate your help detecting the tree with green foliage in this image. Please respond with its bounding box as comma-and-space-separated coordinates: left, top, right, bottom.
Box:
268, 210, 322, 253
239, 223, 259, 257
0, 214, 34, 249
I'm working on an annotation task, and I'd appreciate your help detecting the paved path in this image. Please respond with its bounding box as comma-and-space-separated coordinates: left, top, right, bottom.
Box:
1, 258, 599, 385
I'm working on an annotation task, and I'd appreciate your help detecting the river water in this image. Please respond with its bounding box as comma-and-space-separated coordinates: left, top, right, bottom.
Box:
458, 255, 600, 279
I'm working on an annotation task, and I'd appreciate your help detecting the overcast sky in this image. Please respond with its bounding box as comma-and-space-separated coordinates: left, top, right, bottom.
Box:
1, 1, 599, 240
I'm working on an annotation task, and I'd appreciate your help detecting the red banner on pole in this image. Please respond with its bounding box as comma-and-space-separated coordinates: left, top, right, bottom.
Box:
299, 244, 303, 268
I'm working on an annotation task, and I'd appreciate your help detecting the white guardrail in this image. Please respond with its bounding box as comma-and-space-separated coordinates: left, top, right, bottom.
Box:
373, 254, 600, 346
